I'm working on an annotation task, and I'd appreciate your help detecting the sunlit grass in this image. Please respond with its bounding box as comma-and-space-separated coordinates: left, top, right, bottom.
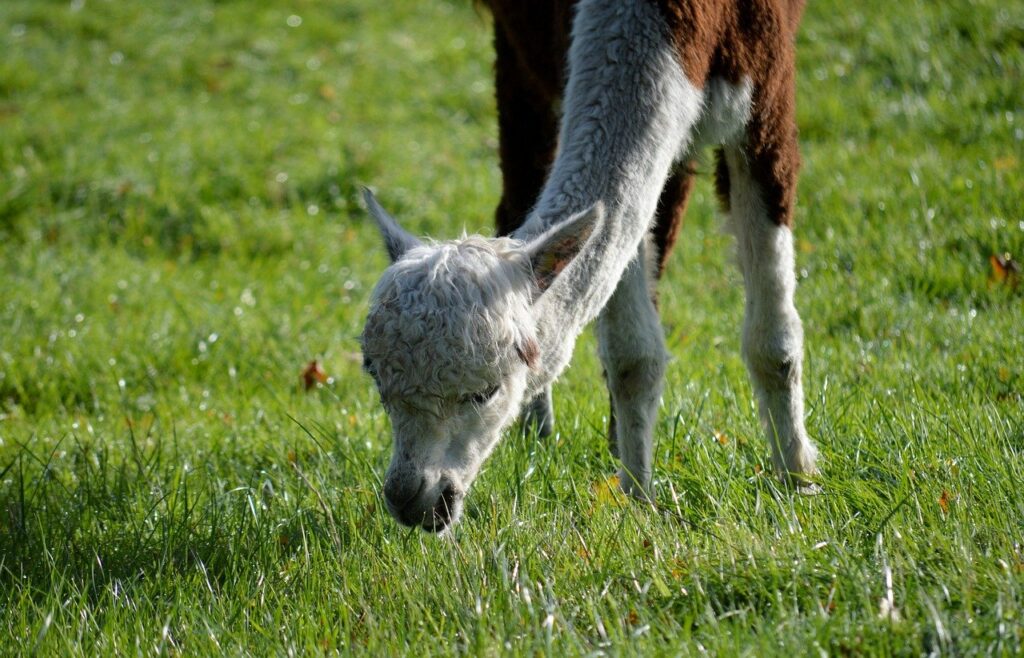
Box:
1, 0, 1022, 654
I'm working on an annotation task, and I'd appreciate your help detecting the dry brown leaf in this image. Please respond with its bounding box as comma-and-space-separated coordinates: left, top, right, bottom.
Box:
989, 253, 1021, 289
938, 489, 952, 514
302, 360, 328, 390
670, 559, 687, 580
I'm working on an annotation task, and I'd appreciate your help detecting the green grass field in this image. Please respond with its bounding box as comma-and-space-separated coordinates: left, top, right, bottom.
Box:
1, 0, 1022, 654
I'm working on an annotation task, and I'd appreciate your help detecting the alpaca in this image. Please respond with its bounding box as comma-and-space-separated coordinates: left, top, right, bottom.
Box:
361, 0, 818, 532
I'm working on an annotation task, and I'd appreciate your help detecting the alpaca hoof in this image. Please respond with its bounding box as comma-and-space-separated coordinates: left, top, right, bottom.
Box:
618, 470, 653, 504
521, 389, 554, 438
796, 481, 823, 496
781, 465, 820, 495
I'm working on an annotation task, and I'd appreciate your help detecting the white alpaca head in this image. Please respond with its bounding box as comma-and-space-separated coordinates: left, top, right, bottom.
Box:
359, 189, 601, 532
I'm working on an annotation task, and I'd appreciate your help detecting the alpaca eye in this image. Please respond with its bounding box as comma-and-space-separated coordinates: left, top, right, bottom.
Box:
467, 385, 499, 406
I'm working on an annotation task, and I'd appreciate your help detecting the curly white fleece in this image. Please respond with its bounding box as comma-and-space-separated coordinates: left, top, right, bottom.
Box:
361, 236, 537, 404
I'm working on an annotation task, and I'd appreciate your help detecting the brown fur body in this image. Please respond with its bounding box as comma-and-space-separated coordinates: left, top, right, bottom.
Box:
483, 0, 804, 444
484, 0, 803, 262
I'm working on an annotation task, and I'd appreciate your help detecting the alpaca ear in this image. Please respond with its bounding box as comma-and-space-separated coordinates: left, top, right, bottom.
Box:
362, 187, 422, 262
524, 202, 605, 292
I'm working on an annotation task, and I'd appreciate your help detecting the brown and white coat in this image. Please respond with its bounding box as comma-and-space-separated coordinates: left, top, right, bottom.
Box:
361, 0, 818, 532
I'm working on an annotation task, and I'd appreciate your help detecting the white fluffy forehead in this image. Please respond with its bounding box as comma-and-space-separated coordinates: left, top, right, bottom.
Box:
361, 236, 535, 397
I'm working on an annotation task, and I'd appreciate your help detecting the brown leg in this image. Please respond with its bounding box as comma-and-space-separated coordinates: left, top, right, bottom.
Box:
492, 19, 563, 437
650, 160, 696, 277
493, 22, 560, 237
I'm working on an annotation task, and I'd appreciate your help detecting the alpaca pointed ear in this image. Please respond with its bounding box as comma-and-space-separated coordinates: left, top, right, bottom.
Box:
362, 187, 422, 262
524, 202, 605, 292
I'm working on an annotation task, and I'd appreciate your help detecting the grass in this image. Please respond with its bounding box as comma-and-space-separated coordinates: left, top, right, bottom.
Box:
1, 0, 1022, 654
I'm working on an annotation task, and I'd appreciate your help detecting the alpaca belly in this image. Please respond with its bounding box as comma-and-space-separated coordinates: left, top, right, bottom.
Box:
691, 77, 754, 151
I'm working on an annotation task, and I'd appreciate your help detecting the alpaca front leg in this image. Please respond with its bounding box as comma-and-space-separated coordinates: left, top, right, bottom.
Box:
597, 241, 667, 499
723, 146, 818, 481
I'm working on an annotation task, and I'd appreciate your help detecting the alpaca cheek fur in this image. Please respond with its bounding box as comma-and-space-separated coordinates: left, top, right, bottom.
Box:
384, 369, 528, 493
441, 371, 530, 482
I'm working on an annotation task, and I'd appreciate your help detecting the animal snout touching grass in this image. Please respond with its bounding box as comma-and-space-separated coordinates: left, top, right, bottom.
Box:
1, 0, 1022, 653
363, 0, 819, 529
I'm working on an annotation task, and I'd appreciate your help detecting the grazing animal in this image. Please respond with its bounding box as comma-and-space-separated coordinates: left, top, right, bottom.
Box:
361, 0, 818, 532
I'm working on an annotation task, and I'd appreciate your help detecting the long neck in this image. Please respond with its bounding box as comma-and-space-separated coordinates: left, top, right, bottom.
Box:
512, 0, 704, 392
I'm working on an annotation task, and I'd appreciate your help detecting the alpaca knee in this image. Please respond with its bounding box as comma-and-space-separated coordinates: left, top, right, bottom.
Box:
608, 354, 667, 404
741, 313, 804, 392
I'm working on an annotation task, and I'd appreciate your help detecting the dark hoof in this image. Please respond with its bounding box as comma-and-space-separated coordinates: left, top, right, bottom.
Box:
521, 389, 554, 438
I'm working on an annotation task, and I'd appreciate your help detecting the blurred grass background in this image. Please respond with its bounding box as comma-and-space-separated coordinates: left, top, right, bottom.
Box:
1, 0, 1022, 654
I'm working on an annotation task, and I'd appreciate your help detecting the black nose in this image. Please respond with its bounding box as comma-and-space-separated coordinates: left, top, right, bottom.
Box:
383, 474, 424, 524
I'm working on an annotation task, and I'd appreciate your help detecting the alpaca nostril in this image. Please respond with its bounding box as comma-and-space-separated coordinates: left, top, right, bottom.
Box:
427, 481, 459, 531
383, 475, 424, 512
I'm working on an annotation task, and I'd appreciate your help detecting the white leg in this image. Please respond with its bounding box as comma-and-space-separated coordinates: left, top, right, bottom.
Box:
724, 146, 818, 479
597, 239, 666, 499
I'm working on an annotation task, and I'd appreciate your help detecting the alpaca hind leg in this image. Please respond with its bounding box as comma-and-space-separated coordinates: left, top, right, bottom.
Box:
721, 145, 817, 480
597, 239, 667, 499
